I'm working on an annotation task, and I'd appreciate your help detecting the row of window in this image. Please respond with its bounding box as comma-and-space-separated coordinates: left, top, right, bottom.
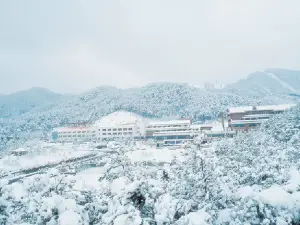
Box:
241, 116, 270, 120
59, 130, 96, 134
58, 128, 133, 135
102, 132, 133, 136
99, 128, 133, 132
59, 134, 97, 138
58, 132, 133, 139
231, 123, 260, 127
148, 124, 189, 129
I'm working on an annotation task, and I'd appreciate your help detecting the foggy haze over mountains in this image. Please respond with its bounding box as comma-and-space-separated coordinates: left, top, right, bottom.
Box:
1, 0, 300, 94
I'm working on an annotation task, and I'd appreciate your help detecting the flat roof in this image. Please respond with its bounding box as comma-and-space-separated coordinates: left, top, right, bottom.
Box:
190, 124, 213, 128
53, 126, 91, 132
95, 123, 136, 128
153, 130, 192, 136
204, 130, 235, 134
227, 104, 295, 114
148, 120, 191, 126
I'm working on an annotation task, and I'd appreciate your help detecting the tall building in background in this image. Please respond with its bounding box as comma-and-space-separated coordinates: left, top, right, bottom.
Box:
204, 81, 226, 90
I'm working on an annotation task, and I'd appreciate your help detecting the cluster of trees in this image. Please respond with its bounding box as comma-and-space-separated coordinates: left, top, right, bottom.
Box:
1, 82, 287, 152
1, 104, 300, 224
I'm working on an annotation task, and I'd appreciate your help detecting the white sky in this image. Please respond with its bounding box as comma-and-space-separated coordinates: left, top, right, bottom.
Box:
0, 0, 300, 94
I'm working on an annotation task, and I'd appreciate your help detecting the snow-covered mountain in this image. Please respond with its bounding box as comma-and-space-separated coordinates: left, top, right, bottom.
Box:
227, 68, 300, 96
0, 87, 69, 118
0, 69, 299, 151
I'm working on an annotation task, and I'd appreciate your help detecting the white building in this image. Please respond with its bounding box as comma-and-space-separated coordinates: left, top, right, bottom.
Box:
145, 119, 214, 145
190, 124, 213, 134
51, 123, 97, 143
227, 104, 295, 131
145, 120, 191, 137
51, 111, 146, 143
94, 123, 141, 141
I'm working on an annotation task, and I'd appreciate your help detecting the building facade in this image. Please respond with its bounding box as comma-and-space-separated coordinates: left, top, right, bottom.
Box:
145, 120, 214, 145
145, 120, 192, 138
227, 104, 295, 131
51, 122, 142, 143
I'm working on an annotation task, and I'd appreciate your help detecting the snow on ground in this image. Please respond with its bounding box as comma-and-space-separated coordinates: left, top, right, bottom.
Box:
210, 121, 227, 131
181, 210, 212, 225
113, 213, 142, 225
258, 186, 294, 208
59, 210, 82, 225
236, 186, 254, 199
127, 147, 185, 163
73, 167, 105, 190
0, 143, 94, 173
95, 111, 150, 126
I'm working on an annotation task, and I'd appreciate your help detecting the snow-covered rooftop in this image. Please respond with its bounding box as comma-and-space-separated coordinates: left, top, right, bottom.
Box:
190, 124, 213, 128
94, 111, 144, 127
53, 126, 91, 132
148, 119, 191, 126
227, 104, 295, 114
153, 130, 192, 136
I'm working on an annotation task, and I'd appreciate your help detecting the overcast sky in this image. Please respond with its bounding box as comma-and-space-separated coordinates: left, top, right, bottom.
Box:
0, 0, 300, 94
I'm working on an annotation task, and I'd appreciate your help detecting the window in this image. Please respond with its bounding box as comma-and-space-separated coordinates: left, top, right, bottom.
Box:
102, 129, 106, 131
129, 128, 132, 131
108, 129, 111, 131
103, 133, 106, 135
123, 132, 127, 135
118, 128, 122, 131
118, 132, 122, 135
113, 128, 117, 131
108, 133, 111, 135
123, 128, 128, 131
113, 133, 117, 135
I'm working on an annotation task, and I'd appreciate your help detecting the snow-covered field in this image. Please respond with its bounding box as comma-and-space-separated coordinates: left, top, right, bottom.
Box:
73, 167, 105, 190
1, 105, 300, 224
127, 147, 185, 163
0, 142, 95, 174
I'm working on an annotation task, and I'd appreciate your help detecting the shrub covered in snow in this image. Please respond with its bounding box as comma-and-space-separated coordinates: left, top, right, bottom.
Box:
1, 104, 300, 224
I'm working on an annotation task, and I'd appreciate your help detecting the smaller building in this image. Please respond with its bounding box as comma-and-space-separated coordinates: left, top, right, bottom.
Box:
51, 116, 144, 143
11, 148, 28, 156
145, 119, 191, 138
153, 130, 193, 146
190, 124, 213, 133
227, 104, 295, 131
51, 125, 96, 143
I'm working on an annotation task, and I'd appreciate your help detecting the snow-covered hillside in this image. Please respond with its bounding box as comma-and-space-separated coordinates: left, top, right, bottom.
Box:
0, 87, 69, 118
1, 104, 300, 225
0, 83, 248, 151
1, 69, 299, 151
227, 68, 300, 97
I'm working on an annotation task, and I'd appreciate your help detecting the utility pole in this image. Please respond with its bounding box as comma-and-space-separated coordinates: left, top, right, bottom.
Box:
219, 112, 225, 131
